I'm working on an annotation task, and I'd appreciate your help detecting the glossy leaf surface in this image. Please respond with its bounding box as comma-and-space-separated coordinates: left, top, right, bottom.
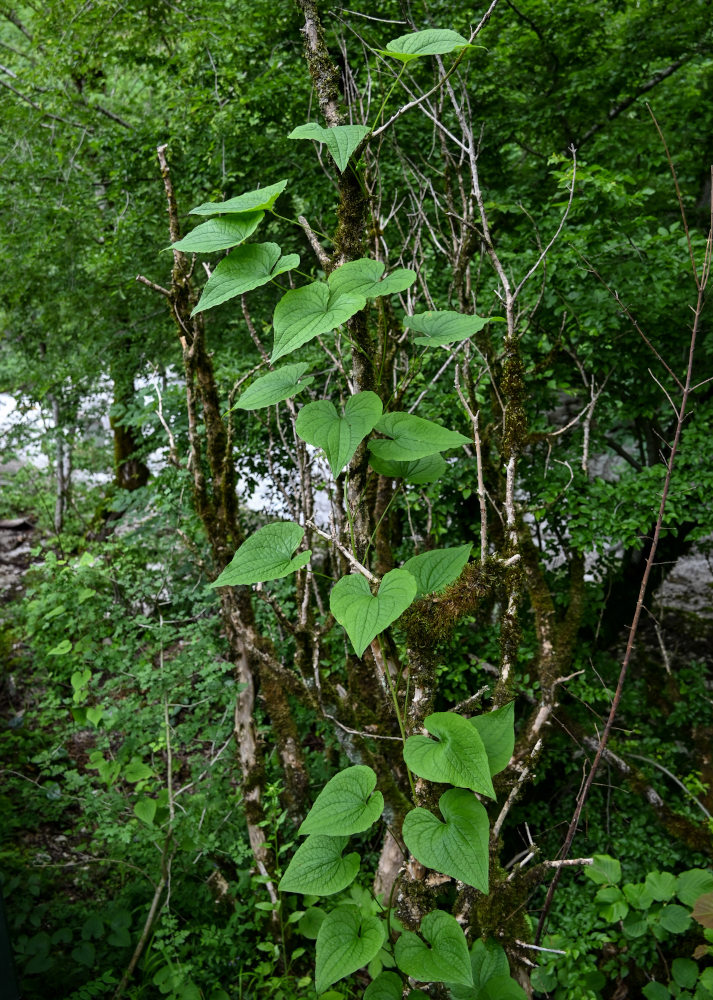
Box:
368, 453, 447, 484
169, 212, 264, 253
402, 788, 490, 892
296, 391, 382, 476
211, 522, 310, 587
470, 701, 515, 776
189, 179, 287, 216
405, 310, 489, 347
403, 712, 495, 796
272, 282, 365, 362
299, 765, 384, 837
401, 544, 471, 596
330, 569, 417, 658
330, 258, 416, 300
234, 363, 314, 410
289, 122, 370, 172
191, 243, 299, 315
369, 413, 469, 462
315, 906, 385, 994
278, 835, 359, 896
379, 29, 472, 62
394, 910, 472, 987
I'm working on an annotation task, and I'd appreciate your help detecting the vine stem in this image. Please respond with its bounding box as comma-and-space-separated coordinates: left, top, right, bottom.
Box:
535, 159, 710, 944
375, 634, 416, 801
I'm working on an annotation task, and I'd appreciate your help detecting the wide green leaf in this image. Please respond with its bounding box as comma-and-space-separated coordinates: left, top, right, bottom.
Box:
369, 413, 469, 462
278, 835, 359, 896
401, 544, 471, 596
169, 212, 264, 253
191, 243, 299, 316
329, 258, 416, 301
330, 569, 417, 658
234, 363, 314, 410
583, 854, 622, 886
211, 522, 310, 587
645, 871, 677, 901
272, 282, 365, 363
288, 123, 370, 173
470, 702, 515, 776
449, 940, 522, 999
403, 712, 495, 797
405, 310, 489, 347
402, 788, 490, 892
369, 453, 447, 484
676, 868, 713, 907
189, 179, 287, 216
364, 972, 403, 1000
299, 765, 384, 837
379, 29, 472, 63
394, 910, 472, 987
296, 391, 383, 476
315, 905, 386, 994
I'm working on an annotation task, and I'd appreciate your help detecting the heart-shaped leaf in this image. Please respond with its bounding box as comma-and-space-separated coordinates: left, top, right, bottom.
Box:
211, 522, 310, 587
168, 212, 264, 253
315, 905, 386, 994
234, 363, 314, 410
278, 835, 360, 896
379, 29, 473, 63
299, 765, 384, 837
401, 545, 471, 597
470, 702, 515, 776
369, 413, 469, 462
272, 282, 365, 362
369, 453, 447, 484
134, 797, 156, 826
189, 179, 287, 216
405, 310, 490, 347
449, 939, 518, 998
329, 258, 416, 301
296, 392, 383, 476
289, 123, 370, 173
364, 972, 403, 1000
330, 569, 417, 658
192, 243, 299, 316
394, 910, 472, 987
403, 712, 495, 797
402, 789, 489, 892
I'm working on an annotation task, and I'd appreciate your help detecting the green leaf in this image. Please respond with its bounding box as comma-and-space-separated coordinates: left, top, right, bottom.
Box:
623, 882, 655, 910
297, 907, 326, 940
123, 761, 154, 783
622, 909, 649, 938
190, 179, 287, 216
191, 243, 299, 316
595, 886, 628, 922
379, 29, 473, 63
48, 639, 72, 656
645, 871, 678, 901
370, 413, 469, 462
330, 569, 417, 658
168, 212, 264, 253
288, 123, 370, 173
405, 311, 489, 347
315, 905, 385, 994
402, 788, 490, 892
369, 452, 447, 484
447, 939, 515, 999
642, 983, 672, 1000
658, 903, 692, 934
278, 835, 360, 896
296, 392, 383, 476
134, 797, 156, 826
211, 522, 310, 587
676, 869, 713, 907
479, 977, 528, 999
672, 958, 698, 990
401, 544, 471, 596
403, 712, 495, 797
364, 971, 403, 1000
329, 258, 416, 300
470, 702, 515, 776
394, 910, 472, 987
583, 854, 622, 885
299, 765, 384, 837
272, 282, 365, 363
234, 363, 314, 410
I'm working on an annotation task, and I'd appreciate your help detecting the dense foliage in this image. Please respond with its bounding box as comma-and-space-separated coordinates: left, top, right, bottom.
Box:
1, 1, 712, 998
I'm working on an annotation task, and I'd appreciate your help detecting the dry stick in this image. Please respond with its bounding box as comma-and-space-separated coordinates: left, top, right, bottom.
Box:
535, 209, 710, 948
